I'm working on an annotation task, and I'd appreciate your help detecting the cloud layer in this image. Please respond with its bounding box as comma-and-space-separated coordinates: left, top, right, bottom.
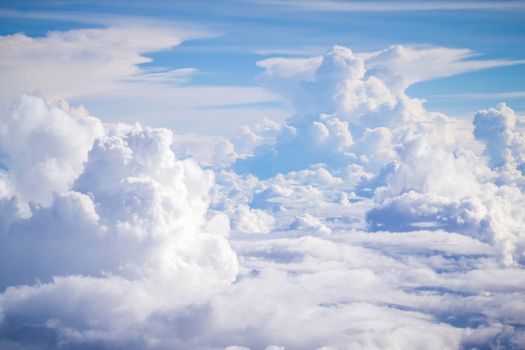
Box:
1, 43, 525, 349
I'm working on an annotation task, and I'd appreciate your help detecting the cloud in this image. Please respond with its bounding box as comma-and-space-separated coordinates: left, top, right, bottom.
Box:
474, 103, 525, 178
245, 0, 525, 12
3, 228, 525, 349
0, 93, 103, 209
431, 91, 525, 100
289, 213, 331, 234
234, 45, 445, 178
0, 26, 188, 102
0, 24, 281, 134
232, 44, 525, 268
1, 42, 525, 349
257, 45, 525, 97
363, 45, 525, 93
362, 111, 525, 265
231, 204, 276, 234
193, 233, 524, 349
0, 94, 240, 348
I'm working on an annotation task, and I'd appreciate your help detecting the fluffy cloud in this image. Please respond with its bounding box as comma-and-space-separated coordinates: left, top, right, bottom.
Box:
233, 44, 525, 266
365, 115, 525, 265
0, 94, 239, 348
474, 103, 525, 183
234, 45, 451, 178
1, 41, 525, 349
257, 44, 525, 97
194, 232, 524, 349
289, 213, 331, 234
0, 93, 103, 208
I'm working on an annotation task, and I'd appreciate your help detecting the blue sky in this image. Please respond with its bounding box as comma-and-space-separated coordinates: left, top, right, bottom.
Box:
1, 0, 524, 134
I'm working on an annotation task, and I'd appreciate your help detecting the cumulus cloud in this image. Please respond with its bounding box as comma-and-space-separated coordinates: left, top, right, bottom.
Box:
0, 94, 239, 348
363, 111, 525, 265
199, 233, 524, 349
474, 103, 525, 182
0, 93, 103, 209
1, 41, 525, 349
289, 213, 331, 234
236, 45, 491, 179
231, 44, 525, 268
257, 44, 525, 96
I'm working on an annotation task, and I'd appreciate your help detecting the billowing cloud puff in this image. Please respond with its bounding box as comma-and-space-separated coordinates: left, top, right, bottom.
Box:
0, 93, 103, 208
290, 213, 331, 234
0, 94, 239, 348
366, 112, 525, 265
256, 45, 404, 126
474, 103, 525, 183
234, 45, 449, 178
258, 44, 525, 98
383, 127, 481, 199
2, 97, 238, 285
230, 204, 276, 234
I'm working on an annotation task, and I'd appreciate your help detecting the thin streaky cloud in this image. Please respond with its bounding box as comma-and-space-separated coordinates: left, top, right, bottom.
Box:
254, 47, 326, 56
0, 9, 216, 40
245, 0, 525, 12
431, 91, 525, 99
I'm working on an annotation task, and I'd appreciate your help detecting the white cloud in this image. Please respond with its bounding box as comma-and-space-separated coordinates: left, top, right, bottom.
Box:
246, 0, 525, 12
0, 94, 103, 209
231, 204, 276, 233
0, 94, 240, 348
257, 45, 525, 99
235, 45, 443, 177
363, 45, 525, 92
363, 118, 525, 265
289, 213, 331, 234
234, 44, 525, 267
0, 26, 186, 102
1, 89, 525, 349
0, 25, 281, 134
1, 41, 525, 349
474, 103, 525, 179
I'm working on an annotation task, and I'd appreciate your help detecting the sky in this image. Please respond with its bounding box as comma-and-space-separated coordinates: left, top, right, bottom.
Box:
1, 1, 525, 350
0, 0, 524, 134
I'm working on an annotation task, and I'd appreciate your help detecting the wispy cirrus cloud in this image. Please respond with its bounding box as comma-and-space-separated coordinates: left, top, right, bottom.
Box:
244, 0, 525, 12
0, 23, 282, 133
431, 91, 525, 99
0, 25, 199, 101
255, 45, 525, 105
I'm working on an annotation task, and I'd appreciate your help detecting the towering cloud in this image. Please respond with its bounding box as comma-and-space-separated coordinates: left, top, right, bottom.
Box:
0, 94, 239, 348
474, 103, 525, 183
233, 45, 449, 178
0, 94, 103, 208
232, 45, 525, 267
